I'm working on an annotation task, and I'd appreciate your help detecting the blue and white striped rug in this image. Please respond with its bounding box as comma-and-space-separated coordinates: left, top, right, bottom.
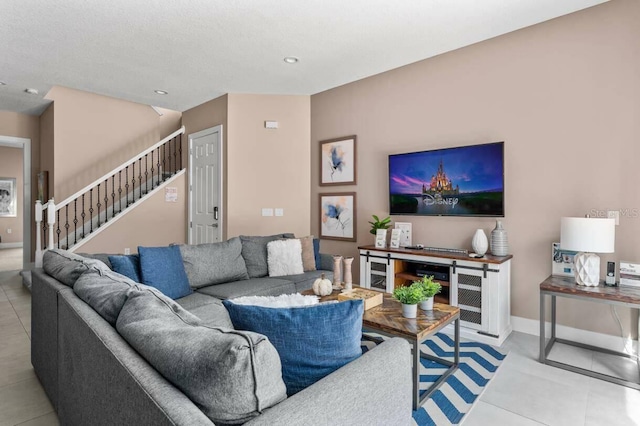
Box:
362, 332, 507, 425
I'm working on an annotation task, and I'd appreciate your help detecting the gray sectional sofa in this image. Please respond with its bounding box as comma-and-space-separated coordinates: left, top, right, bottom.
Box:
31, 236, 413, 425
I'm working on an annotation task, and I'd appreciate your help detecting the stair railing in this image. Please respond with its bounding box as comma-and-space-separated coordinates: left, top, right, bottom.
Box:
35, 126, 185, 266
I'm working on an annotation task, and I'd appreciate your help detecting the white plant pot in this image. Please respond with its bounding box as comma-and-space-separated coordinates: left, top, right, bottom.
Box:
472, 229, 489, 256
419, 297, 434, 311
401, 303, 418, 319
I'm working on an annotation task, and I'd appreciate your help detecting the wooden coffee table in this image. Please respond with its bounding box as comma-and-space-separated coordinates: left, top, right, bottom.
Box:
304, 286, 460, 410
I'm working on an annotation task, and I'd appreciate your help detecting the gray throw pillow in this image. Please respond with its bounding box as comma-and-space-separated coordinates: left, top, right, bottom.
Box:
43, 249, 111, 287
179, 237, 249, 288
116, 290, 287, 424
240, 233, 295, 278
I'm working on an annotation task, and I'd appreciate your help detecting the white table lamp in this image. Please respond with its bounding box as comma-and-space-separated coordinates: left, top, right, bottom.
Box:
560, 217, 615, 286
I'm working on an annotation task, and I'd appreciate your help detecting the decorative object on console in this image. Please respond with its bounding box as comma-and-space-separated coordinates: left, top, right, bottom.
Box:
319, 192, 356, 241
413, 275, 442, 311
320, 135, 357, 186
312, 273, 333, 296
392, 285, 425, 318
605, 261, 616, 286
375, 229, 387, 249
390, 229, 401, 248
369, 214, 391, 235
551, 242, 578, 277
619, 262, 640, 288
343, 257, 354, 290
332, 255, 343, 289
560, 217, 615, 286
490, 220, 509, 256
471, 229, 489, 256
395, 222, 412, 247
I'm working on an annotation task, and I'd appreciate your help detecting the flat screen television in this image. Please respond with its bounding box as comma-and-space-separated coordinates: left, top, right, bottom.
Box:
389, 141, 504, 217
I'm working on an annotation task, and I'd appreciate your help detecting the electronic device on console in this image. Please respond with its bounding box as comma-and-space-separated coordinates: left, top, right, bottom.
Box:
415, 263, 450, 282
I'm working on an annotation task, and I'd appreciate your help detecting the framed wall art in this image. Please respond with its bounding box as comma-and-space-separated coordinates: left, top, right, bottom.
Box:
551, 242, 577, 277
0, 177, 17, 217
320, 135, 357, 186
319, 192, 356, 241
37, 171, 49, 203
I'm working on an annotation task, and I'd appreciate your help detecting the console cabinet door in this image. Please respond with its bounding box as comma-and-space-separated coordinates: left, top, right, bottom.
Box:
361, 254, 394, 293
450, 268, 487, 332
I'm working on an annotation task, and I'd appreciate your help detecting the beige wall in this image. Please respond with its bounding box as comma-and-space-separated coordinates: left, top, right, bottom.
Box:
182, 95, 228, 237
0, 110, 40, 258
39, 104, 54, 198
227, 94, 311, 238
45, 86, 182, 202
310, 0, 640, 338
0, 147, 23, 243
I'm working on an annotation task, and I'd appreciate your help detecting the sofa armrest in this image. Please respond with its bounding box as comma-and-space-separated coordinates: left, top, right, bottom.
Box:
245, 337, 413, 426
319, 253, 334, 271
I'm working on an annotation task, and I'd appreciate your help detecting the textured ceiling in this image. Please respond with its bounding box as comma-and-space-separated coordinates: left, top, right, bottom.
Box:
0, 0, 607, 115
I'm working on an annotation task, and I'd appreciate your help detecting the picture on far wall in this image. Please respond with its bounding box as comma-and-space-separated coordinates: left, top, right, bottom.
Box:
0, 177, 17, 217
320, 135, 357, 186
37, 171, 49, 203
319, 192, 356, 241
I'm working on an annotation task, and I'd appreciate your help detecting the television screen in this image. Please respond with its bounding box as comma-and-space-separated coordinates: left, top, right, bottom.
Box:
389, 142, 504, 217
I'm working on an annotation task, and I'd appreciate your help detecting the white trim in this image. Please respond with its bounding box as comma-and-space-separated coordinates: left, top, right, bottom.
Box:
511, 315, 638, 356
56, 126, 185, 209
188, 125, 224, 244
0, 135, 31, 270
68, 170, 186, 252
0, 242, 23, 249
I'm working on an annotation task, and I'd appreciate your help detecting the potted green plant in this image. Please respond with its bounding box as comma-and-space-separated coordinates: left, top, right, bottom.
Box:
392, 284, 425, 318
368, 215, 391, 235
413, 275, 442, 311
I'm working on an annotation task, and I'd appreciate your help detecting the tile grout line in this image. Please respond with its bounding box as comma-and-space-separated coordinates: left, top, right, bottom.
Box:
13, 410, 56, 426
480, 401, 551, 425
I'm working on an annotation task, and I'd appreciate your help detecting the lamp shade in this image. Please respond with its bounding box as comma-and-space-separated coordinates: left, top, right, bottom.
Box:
560, 217, 615, 253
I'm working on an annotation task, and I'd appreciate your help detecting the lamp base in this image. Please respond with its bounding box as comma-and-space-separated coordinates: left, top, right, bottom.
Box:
574, 252, 600, 286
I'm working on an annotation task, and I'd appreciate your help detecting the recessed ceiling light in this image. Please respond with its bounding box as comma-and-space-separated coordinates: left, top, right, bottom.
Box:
154, 90, 168, 95
25, 88, 39, 95
283, 57, 299, 64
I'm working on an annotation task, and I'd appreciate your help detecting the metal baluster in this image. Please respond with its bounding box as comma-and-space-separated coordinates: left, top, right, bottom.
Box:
73, 199, 78, 245
42, 219, 47, 249
81, 194, 86, 238
145, 154, 149, 193
156, 147, 161, 185
64, 205, 70, 249
150, 151, 154, 191
89, 189, 94, 233
131, 162, 136, 204
138, 158, 143, 199
104, 179, 109, 223
173, 136, 177, 174
97, 184, 101, 227
111, 176, 115, 218
178, 133, 182, 170
56, 210, 61, 248
126, 166, 130, 207
162, 143, 166, 181
118, 171, 123, 213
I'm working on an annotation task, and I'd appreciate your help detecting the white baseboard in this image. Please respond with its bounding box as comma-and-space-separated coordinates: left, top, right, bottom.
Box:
0, 242, 23, 249
511, 315, 639, 357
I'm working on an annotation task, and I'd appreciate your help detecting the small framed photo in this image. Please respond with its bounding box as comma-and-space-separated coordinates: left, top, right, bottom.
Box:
320, 135, 357, 186
552, 242, 577, 277
37, 171, 49, 203
395, 222, 412, 247
319, 192, 356, 241
0, 177, 17, 217
375, 229, 387, 248
390, 229, 402, 248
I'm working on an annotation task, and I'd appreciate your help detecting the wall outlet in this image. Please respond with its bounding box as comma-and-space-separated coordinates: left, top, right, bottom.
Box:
275, 208, 284, 217
124, 248, 131, 255
6, 228, 11, 234
261, 208, 274, 217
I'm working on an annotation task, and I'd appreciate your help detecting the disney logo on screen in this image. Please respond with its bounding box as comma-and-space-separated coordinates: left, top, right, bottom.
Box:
423, 194, 459, 208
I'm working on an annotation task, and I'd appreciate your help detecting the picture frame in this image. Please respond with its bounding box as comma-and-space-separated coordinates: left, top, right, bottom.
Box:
551, 242, 577, 277
0, 177, 17, 217
319, 135, 357, 186
395, 222, 412, 247
319, 192, 357, 241
37, 171, 49, 203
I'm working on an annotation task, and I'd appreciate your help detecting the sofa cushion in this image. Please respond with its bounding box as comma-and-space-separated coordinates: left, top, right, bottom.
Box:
299, 236, 316, 272
267, 239, 304, 277
79, 253, 114, 269
240, 233, 295, 278
176, 292, 233, 328
108, 254, 141, 282
116, 289, 287, 425
223, 299, 364, 396
178, 237, 249, 288
196, 277, 296, 300
313, 238, 321, 270
138, 245, 192, 299
43, 249, 110, 287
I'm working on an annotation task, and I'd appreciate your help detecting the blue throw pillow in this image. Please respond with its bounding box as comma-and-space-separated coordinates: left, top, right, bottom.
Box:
138, 246, 192, 299
313, 238, 321, 270
223, 299, 364, 395
108, 254, 141, 282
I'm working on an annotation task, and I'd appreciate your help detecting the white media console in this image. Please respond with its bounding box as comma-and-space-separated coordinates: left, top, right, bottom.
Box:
359, 245, 513, 346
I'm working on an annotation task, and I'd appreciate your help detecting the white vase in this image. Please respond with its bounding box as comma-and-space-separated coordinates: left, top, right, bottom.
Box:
332, 255, 343, 289
401, 303, 418, 319
472, 229, 489, 256
343, 257, 354, 291
490, 220, 509, 256
419, 297, 434, 310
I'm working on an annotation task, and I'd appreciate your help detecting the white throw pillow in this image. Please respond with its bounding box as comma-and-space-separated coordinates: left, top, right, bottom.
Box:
267, 239, 304, 277
229, 293, 319, 308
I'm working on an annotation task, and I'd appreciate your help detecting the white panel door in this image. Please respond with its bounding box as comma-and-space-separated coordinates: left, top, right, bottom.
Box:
189, 126, 222, 244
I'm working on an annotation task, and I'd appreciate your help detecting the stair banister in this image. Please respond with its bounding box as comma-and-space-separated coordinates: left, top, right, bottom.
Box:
55, 126, 185, 210
35, 198, 56, 268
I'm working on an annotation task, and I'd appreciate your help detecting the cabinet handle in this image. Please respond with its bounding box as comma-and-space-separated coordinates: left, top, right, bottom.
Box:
387, 253, 391, 265
483, 263, 488, 279
452, 261, 457, 274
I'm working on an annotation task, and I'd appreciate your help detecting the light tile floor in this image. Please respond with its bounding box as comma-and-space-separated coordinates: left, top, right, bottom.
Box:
0, 267, 638, 426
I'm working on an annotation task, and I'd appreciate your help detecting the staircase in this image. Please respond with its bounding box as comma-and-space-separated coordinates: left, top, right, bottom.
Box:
35, 126, 186, 267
